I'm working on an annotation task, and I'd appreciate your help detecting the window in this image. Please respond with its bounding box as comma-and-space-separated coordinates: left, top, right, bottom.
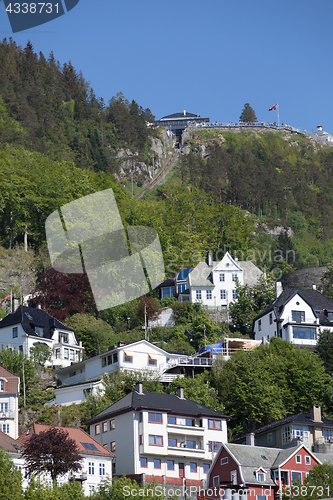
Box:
259, 320, 262, 331
221, 457, 228, 465
139, 413, 143, 423
64, 348, 69, 359
154, 458, 161, 469
168, 438, 177, 447
168, 416, 176, 425
139, 435, 143, 445
305, 456, 311, 465
232, 290, 238, 300
257, 496, 267, 500
269, 313, 273, 324
112, 463, 116, 474
167, 460, 174, 470
186, 440, 195, 449
102, 422, 107, 433
2, 424, 9, 434
35, 326, 43, 337
267, 433, 273, 444
296, 455, 302, 464
185, 418, 194, 426
282, 425, 310, 445
99, 463, 105, 475
190, 462, 197, 473
232, 273, 237, 281
102, 357, 107, 367
323, 428, 333, 443
148, 412, 162, 423
213, 476, 220, 487
292, 311, 305, 323
148, 357, 157, 366
95, 424, 100, 435
111, 441, 116, 452
292, 471, 302, 484
140, 457, 147, 468
0, 381, 5, 392
89, 486, 95, 495
149, 435, 163, 446
0, 403, 8, 412
124, 353, 133, 363
220, 290, 226, 300
55, 348, 61, 359
231, 470, 237, 485
203, 463, 210, 474
206, 290, 212, 300
219, 273, 225, 282
292, 327, 316, 340
88, 462, 95, 475
113, 352, 118, 363
257, 472, 265, 481
208, 419, 222, 430
110, 419, 115, 430
208, 441, 222, 452
69, 371, 76, 378
59, 332, 69, 343
196, 290, 202, 300
12, 327, 18, 338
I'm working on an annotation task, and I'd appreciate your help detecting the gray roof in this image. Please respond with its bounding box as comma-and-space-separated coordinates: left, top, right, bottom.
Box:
0, 305, 74, 339
225, 443, 279, 485
189, 260, 263, 288
86, 390, 231, 425
254, 288, 333, 323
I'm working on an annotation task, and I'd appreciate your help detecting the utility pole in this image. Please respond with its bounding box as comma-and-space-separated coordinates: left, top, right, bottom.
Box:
144, 304, 147, 341
22, 362, 26, 407
131, 169, 134, 196
203, 324, 206, 349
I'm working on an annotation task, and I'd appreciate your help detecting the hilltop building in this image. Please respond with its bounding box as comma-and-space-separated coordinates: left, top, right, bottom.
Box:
157, 111, 209, 142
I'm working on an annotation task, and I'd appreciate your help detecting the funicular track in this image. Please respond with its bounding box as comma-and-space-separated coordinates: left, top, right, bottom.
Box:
135, 149, 179, 200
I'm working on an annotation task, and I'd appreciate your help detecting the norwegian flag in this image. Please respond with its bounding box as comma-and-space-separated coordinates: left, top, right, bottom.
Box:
269, 104, 278, 111
0, 294, 11, 306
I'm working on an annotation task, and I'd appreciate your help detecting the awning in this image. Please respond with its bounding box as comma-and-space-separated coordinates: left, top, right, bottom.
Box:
148, 353, 160, 360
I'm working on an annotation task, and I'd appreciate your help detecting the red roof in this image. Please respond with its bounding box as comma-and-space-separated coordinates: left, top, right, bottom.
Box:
17, 424, 115, 457
0, 430, 21, 454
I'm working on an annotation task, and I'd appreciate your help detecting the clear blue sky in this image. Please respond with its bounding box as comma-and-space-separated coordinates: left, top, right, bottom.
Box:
1, 0, 332, 134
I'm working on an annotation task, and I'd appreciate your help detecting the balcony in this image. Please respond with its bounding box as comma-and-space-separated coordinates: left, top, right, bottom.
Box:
0, 410, 15, 420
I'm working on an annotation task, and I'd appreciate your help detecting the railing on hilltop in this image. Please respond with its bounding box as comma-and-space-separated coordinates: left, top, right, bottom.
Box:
189, 121, 308, 135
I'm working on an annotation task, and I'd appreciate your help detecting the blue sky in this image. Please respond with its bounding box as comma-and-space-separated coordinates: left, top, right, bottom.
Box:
1, 0, 332, 134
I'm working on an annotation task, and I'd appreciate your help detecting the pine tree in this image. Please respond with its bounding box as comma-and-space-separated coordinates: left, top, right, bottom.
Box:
239, 103, 257, 122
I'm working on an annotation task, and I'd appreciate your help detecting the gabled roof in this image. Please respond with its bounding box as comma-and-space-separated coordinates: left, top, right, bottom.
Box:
86, 390, 231, 425
0, 365, 20, 393
254, 288, 333, 323
17, 424, 114, 457
0, 430, 22, 454
159, 112, 201, 120
0, 305, 74, 339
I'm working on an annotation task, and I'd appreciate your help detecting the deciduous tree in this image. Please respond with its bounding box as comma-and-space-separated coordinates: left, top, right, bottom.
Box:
22, 426, 83, 483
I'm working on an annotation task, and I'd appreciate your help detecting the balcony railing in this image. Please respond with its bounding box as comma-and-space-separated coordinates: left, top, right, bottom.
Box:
0, 410, 15, 419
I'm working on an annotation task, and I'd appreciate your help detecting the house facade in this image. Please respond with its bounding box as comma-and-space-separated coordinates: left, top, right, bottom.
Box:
54, 340, 213, 406
86, 383, 230, 489
17, 424, 114, 495
0, 365, 20, 439
187, 252, 263, 309
202, 442, 323, 500
234, 405, 333, 453
252, 287, 333, 347
0, 305, 84, 368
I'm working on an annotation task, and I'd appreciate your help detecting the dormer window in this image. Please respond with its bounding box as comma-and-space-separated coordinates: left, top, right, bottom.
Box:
59, 332, 69, 343
292, 311, 305, 322
257, 471, 266, 482
35, 327, 43, 337
328, 312, 333, 322
0, 380, 5, 392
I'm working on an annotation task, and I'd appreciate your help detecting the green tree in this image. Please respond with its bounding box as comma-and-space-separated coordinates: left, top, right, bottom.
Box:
92, 476, 165, 500
321, 262, 333, 300
229, 274, 276, 334
30, 343, 53, 367
0, 346, 38, 404
287, 463, 333, 500
0, 449, 22, 500
239, 103, 257, 122
66, 313, 117, 357
316, 329, 333, 375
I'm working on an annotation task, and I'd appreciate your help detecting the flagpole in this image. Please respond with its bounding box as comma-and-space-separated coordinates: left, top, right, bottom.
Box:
277, 104, 279, 126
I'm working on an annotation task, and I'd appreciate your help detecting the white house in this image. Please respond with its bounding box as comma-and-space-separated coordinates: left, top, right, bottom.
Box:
0, 365, 20, 439
16, 424, 114, 495
53, 340, 213, 406
252, 286, 333, 347
186, 252, 263, 308
0, 305, 84, 368
86, 382, 230, 489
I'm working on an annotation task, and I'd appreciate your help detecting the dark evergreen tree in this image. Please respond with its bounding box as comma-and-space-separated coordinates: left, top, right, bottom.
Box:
239, 102, 257, 122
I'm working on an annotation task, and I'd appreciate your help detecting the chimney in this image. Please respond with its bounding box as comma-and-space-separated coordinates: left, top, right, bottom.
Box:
37, 304, 42, 309
312, 284, 316, 290
246, 433, 255, 446
184, 110, 186, 116
136, 382, 143, 395
275, 281, 283, 299
208, 250, 213, 267
177, 386, 185, 399
311, 405, 322, 423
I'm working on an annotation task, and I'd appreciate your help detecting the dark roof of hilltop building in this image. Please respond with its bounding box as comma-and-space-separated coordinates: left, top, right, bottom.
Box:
86, 390, 231, 425
254, 288, 333, 323
159, 112, 201, 119
0, 305, 74, 339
